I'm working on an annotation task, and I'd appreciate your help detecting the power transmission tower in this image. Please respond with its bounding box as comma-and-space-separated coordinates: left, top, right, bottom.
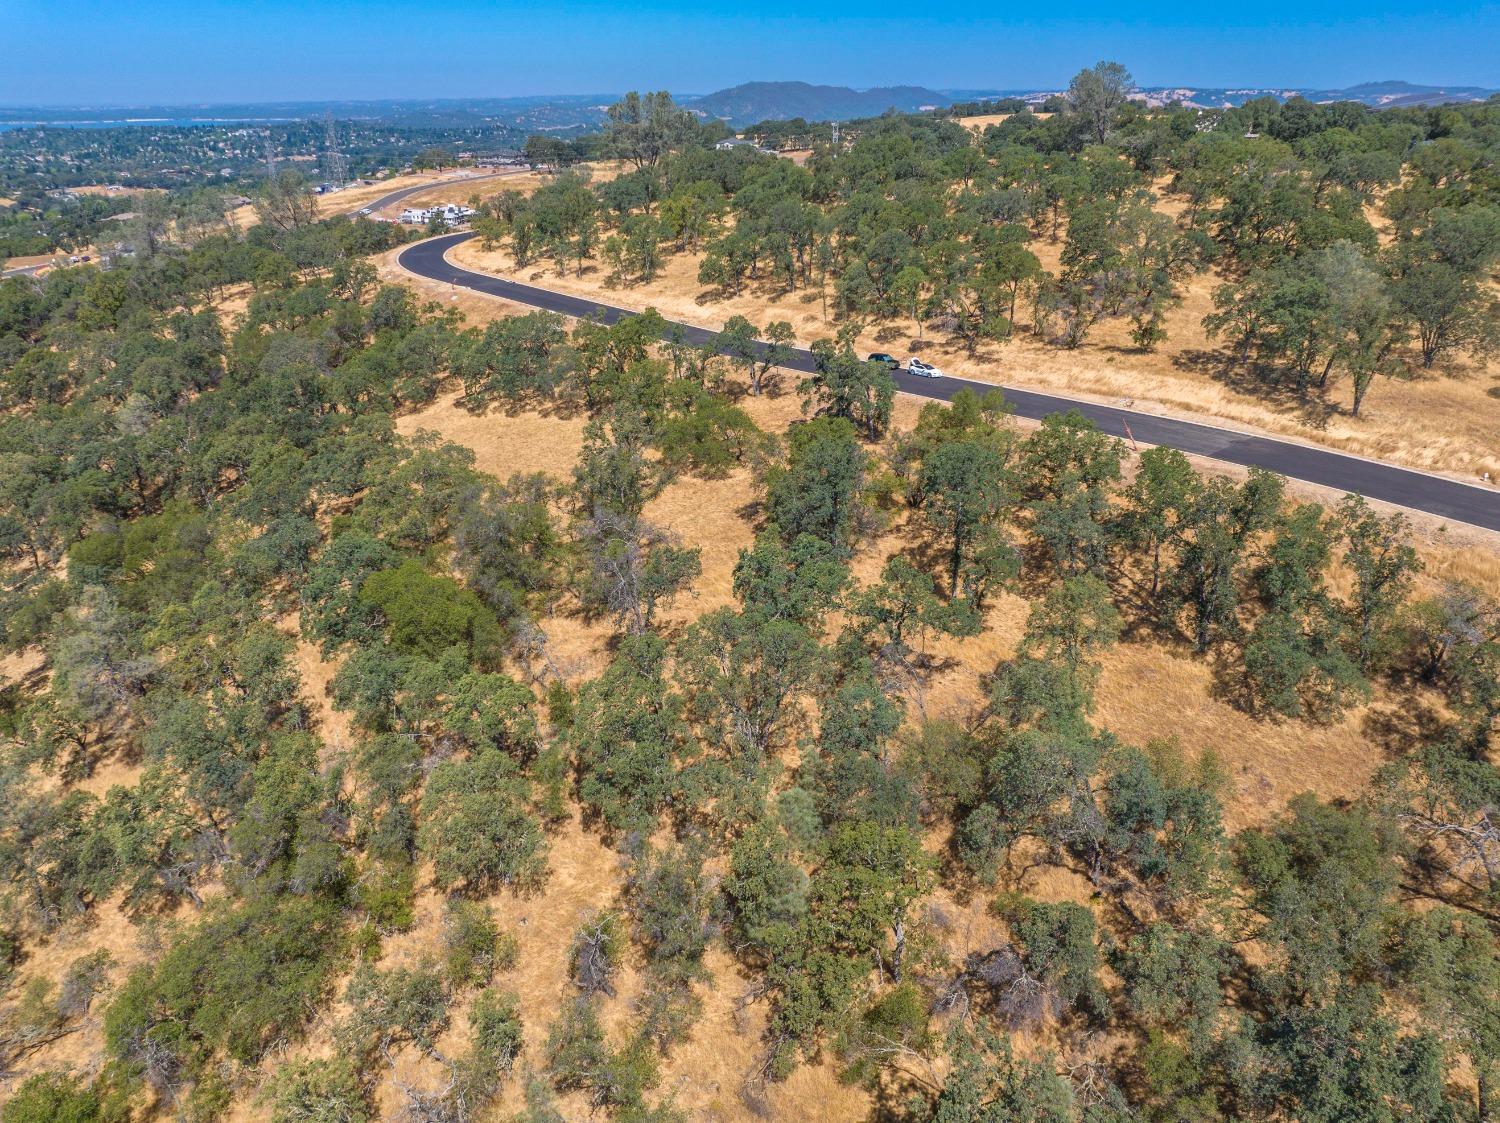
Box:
322, 112, 348, 186
263, 134, 279, 182
831, 121, 841, 148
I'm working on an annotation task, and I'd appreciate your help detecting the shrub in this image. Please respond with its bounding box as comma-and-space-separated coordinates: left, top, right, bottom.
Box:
265, 1057, 368, 1123
418, 749, 547, 892
2, 1071, 100, 1123
359, 560, 504, 665
658, 390, 764, 477
105, 895, 347, 1083
356, 860, 416, 932
545, 1000, 661, 1113
443, 899, 505, 988
838, 982, 930, 1086
342, 961, 450, 1059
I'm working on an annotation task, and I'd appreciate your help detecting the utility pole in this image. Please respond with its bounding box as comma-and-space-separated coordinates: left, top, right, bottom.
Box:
322, 111, 348, 186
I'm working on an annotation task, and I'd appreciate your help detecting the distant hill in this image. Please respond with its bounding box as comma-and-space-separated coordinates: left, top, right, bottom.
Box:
1315, 80, 1496, 107
1106, 80, 1496, 110
680, 78, 1494, 128
684, 82, 952, 125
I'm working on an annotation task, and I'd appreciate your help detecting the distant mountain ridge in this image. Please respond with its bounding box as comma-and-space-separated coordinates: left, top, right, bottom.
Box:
683, 79, 1495, 127
2, 80, 1491, 133
1299, 80, 1496, 107
683, 82, 952, 125
1119, 79, 1496, 109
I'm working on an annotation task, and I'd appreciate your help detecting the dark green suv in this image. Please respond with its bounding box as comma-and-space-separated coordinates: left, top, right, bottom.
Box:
866, 352, 901, 371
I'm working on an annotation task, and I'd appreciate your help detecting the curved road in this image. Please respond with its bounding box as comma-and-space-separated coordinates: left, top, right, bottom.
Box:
400, 231, 1500, 534
347, 169, 525, 217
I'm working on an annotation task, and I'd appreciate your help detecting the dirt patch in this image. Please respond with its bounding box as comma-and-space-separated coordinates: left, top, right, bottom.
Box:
2, 253, 65, 273
70, 185, 165, 198
0, 647, 44, 688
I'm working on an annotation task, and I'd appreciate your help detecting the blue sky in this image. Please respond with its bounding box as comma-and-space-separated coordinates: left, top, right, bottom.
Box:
3, 0, 1497, 105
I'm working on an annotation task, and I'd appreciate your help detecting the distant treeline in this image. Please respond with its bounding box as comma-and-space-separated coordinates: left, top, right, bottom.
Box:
936, 97, 1030, 117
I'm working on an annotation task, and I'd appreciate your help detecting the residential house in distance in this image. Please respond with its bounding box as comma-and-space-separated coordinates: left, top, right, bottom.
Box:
714, 137, 770, 153
398, 203, 477, 226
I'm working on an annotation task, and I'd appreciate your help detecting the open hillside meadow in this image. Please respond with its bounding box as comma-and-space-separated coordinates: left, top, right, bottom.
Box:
0, 78, 1498, 1123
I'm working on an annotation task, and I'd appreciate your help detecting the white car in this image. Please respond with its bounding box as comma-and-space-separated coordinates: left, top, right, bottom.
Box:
907, 358, 943, 378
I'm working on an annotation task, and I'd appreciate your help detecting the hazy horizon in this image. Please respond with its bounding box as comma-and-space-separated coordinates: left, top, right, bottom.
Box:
4, 0, 1497, 106
1, 77, 1495, 114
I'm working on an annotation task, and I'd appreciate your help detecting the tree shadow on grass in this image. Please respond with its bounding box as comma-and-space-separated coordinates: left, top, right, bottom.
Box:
452, 384, 589, 421
1174, 346, 1338, 429
1362, 700, 1454, 760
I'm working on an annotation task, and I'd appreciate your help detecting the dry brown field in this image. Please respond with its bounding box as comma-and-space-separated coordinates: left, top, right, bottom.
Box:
955, 113, 1013, 131
70, 184, 166, 197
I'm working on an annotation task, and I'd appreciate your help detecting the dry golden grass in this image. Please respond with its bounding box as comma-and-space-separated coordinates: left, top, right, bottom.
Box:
954, 113, 1014, 131
0, 893, 200, 1100
0, 647, 44, 689
69, 185, 165, 198
6, 379, 1493, 1118
284, 618, 354, 759
399, 379, 1498, 832
397, 390, 590, 480
368, 375, 1500, 1122
953, 112, 1054, 131
206, 281, 255, 330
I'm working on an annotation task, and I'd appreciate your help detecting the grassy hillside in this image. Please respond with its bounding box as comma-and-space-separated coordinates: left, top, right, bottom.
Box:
0, 87, 1497, 1123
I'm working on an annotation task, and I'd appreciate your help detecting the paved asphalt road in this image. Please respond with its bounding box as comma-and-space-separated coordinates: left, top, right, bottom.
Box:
347, 170, 524, 217
400, 231, 1500, 534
